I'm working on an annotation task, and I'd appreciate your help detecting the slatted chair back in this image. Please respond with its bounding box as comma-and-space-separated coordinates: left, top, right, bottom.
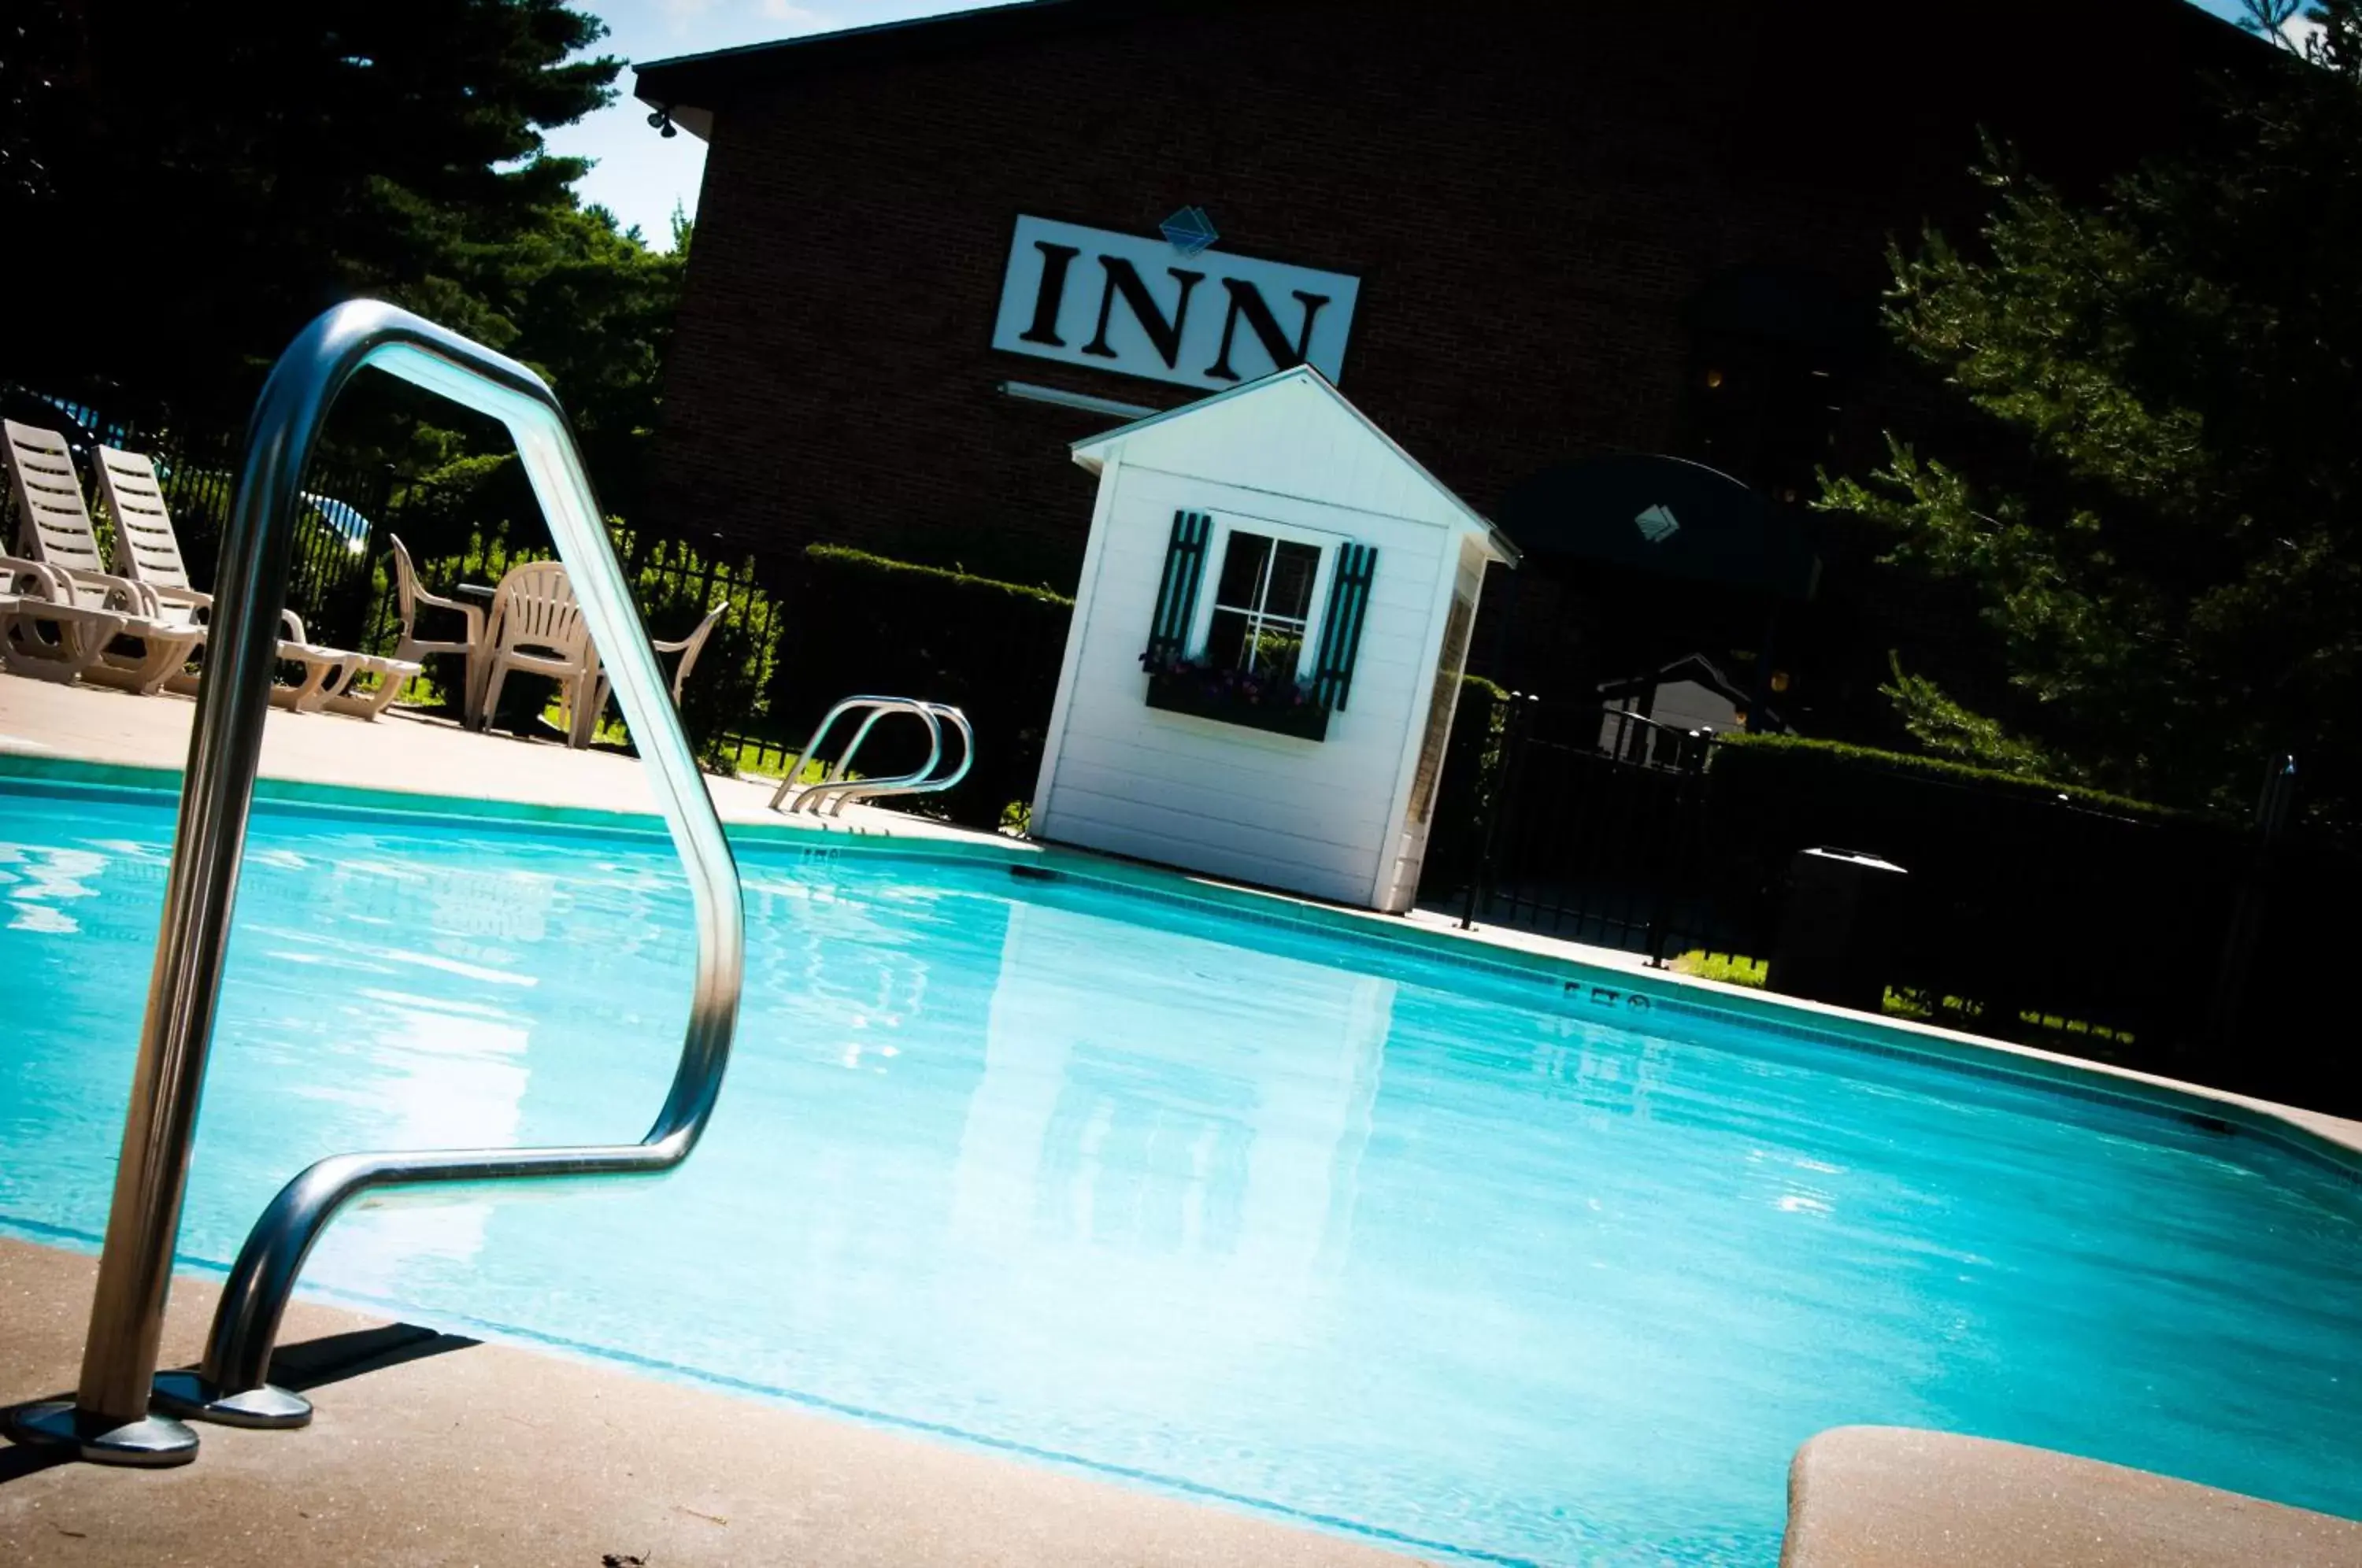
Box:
2, 420, 108, 585
391, 534, 431, 631
665, 603, 728, 703
487, 560, 589, 662
92, 446, 195, 593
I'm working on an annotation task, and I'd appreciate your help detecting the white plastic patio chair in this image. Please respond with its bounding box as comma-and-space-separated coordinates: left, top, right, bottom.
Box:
2, 420, 202, 693
578, 601, 727, 748
476, 560, 598, 746
389, 534, 488, 723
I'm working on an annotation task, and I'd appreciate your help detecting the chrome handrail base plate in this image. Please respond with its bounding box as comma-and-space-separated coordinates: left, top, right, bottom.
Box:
9, 1399, 200, 1466
150, 1371, 313, 1429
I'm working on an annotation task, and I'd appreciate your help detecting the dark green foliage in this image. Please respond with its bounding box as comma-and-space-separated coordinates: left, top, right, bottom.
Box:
1818, 5, 2362, 830
1693, 734, 2248, 1052
1405, 677, 1516, 900
774, 545, 1075, 827
5, 1, 615, 410
802, 545, 1075, 608
616, 529, 779, 768
2, 0, 683, 521
1709, 731, 2175, 820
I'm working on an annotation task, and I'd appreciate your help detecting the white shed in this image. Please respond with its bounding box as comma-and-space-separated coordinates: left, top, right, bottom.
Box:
1030, 366, 1519, 912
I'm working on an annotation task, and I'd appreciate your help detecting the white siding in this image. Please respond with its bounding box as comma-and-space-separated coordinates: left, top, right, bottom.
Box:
1035, 369, 1502, 909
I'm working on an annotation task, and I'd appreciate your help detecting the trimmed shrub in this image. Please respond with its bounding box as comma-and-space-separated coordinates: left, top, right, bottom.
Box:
768, 543, 1075, 827
1709, 733, 2176, 821
1692, 734, 2248, 1049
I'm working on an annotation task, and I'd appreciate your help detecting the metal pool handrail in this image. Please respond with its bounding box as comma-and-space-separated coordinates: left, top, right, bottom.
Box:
767, 695, 976, 817
9, 301, 744, 1464
815, 703, 974, 815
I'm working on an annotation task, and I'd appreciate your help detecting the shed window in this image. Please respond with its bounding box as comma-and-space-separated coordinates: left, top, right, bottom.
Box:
1205, 530, 1322, 684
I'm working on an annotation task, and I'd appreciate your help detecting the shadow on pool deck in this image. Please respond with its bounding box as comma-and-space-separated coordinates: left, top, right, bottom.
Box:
0, 1237, 1427, 1567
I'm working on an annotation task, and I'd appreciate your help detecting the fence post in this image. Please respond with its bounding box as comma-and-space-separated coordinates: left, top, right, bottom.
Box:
2201, 753, 2296, 1061
338, 463, 398, 649
1645, 732, 1712, 967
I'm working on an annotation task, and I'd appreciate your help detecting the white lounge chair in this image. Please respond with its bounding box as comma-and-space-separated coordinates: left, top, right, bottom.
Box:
87, 442, 420, 717
580, 601, 727, 747
0, 551, 127, 682
89, 444, 213, 625
476, 560, 598, 747
2, 420, 202, 693
389, 534, 488, 723
257, 610, 412, 717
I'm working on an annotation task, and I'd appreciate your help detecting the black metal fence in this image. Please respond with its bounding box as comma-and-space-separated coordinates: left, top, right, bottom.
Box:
1457, 701, 1715, 953
0, 399, 402, 653
1419, 688, 2351, 1110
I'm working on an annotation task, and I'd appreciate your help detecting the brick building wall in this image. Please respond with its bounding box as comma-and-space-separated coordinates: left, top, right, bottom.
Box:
642, 0, 2254, 719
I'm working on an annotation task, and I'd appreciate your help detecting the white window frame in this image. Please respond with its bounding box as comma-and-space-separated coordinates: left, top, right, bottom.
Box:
1186, 512, 1343, 679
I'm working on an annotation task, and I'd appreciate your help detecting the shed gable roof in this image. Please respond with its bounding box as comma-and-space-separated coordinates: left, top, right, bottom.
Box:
1071, 366, 1516, 564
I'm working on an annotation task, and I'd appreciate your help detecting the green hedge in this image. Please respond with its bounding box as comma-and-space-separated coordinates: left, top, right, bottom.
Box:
1689, 729, 2246, 1049
1708, 733, 2178, 821
769, 543, 1075, 828
804, 544, 1073, 608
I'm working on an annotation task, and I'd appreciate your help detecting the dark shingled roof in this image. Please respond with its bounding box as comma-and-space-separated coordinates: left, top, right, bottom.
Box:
633, 0, 2273, 137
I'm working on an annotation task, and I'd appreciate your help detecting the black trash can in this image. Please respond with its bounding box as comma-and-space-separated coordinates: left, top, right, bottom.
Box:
1766, 848, 1908, 1012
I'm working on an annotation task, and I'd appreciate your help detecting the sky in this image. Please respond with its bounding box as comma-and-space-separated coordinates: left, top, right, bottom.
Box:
548, 0, 1005, 246
550, 0, 2290, 250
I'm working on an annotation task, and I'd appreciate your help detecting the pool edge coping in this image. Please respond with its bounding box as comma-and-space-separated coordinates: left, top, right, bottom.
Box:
7, 748, 2358, 1184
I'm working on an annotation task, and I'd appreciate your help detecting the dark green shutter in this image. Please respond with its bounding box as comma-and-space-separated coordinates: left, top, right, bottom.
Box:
1144, 509, 1212, 664
1309, 542, 1377, 712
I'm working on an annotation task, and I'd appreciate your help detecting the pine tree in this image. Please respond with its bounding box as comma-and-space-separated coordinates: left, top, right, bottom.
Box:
1820, 2, 2362, 829
0, 0, 620, 420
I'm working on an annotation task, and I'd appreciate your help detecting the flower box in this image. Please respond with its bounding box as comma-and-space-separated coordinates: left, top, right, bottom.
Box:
1143, 668, 1331, 741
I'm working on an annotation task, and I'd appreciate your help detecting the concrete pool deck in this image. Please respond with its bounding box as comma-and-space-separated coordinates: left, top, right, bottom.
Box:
1781, 1426, 2362, 1567
0, 1237, 1420, 1567
0, 675, 990, 843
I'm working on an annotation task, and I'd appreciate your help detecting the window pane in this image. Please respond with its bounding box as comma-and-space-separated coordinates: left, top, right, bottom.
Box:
1205, 608, 1251, 671
1246, 620, 1305, 683
1266, 541, 1320, 621
1214, 531, 1272, 609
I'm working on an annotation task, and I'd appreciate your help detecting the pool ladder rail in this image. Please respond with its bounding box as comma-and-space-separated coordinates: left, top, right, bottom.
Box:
767, 696, 975, 817
6, 301, 746, 1466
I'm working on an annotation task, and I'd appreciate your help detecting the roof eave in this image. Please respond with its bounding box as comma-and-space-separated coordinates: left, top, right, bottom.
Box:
1071, 364, 1519, 567
633, 0, 1210, 122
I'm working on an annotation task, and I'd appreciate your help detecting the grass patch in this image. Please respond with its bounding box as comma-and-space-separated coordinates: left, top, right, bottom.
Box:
1670, 951, 1768, 987
1668, 954, 2136, 1051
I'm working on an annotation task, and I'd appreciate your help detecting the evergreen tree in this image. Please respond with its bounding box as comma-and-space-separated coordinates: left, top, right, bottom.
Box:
1820, 2, 2362, 829
0, 0, 622, 420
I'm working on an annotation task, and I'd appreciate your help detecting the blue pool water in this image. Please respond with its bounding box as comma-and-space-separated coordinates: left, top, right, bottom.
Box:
2, 778, 2358, 1565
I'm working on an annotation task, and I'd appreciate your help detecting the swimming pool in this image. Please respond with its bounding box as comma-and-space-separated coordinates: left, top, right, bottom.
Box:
2, 772, 2357, 1566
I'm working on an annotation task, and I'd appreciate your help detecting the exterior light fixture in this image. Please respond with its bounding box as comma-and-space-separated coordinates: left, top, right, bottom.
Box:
647, 106, 678, 139
1159, 205, 1218, 257
1703, 368, 1724, 388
